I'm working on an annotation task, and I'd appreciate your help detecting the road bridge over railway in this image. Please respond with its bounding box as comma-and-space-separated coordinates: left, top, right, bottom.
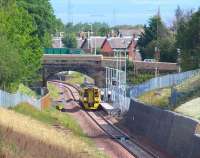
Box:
42, 54, 123, 87
42, 54, 178, 87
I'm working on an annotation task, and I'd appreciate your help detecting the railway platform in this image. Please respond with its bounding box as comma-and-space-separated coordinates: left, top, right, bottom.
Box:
101, 102, 121, 116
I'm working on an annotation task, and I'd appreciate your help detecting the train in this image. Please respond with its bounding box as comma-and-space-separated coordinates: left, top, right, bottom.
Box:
51, 80, 102, 111
79, 84, 101, 110
44, 48, 85, 54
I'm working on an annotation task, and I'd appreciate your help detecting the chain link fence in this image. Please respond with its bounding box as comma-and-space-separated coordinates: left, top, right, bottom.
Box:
129, 69, 200, 99
112, 89, 131, 113
0, 89, 41, 109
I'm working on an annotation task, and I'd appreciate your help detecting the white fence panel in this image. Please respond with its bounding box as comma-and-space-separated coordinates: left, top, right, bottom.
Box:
112, 89, 130, 113
0, 90, 41, 109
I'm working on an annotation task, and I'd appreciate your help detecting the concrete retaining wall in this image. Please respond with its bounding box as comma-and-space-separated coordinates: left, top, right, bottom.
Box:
190, 134, 200, 158
125, 100, 200, 158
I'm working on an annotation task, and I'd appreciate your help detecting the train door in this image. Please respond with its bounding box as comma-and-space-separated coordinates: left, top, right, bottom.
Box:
94, 89, 100, 103
88, 88, 94, 107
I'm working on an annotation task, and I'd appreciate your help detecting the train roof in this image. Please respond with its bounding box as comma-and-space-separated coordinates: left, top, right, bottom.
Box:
82, 83, 98, 89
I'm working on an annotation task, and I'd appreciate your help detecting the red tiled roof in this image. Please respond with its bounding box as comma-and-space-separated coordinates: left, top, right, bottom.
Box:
89, 37, 106, 48
106, 37, 133, 49
119, 28, 144, 36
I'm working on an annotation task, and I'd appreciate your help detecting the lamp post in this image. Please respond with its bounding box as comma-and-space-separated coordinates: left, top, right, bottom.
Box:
94, 37, 97, 55
89, 23, 93, 54
177, 48, 181, 73
123, 41, 128, 113
155, 46, 160, 62
105, 47, 127, 113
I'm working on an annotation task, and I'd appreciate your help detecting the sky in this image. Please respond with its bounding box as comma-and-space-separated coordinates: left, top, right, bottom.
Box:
50, 0, 200, 26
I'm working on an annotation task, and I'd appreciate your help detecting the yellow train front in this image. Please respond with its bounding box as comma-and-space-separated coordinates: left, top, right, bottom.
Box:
79, 85, 101, 110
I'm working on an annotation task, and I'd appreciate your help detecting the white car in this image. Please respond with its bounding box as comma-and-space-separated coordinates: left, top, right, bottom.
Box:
144, 59, 156, 62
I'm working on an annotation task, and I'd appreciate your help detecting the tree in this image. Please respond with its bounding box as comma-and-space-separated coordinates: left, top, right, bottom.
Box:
16, 0, 62, 47
0, 36, 22, 91
55, 18, 65, 32
98, 27, 110, 36
0, 0, 64, 91
62, 33, 77, 48
159, 37, 177, 62
137, 15, 178, 62
176, 9, 200, 70
0, 0, 42, 90
172, 6, 184, 33
138, 16, 167, 46
64, 22, 111, 37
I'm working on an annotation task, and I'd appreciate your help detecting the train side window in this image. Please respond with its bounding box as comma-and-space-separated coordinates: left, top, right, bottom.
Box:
94, 92, 99, 97
94, 89, 99, 97
84, 92, 88, 97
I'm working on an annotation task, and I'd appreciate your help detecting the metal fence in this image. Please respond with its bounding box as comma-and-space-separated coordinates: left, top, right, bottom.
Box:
129, 69, 200, 99
0, 89, 41, 109
102, 87, 131, 113
112, 89, 131, 113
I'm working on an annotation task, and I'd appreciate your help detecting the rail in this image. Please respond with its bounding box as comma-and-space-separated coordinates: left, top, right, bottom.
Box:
54, 81, 159, 158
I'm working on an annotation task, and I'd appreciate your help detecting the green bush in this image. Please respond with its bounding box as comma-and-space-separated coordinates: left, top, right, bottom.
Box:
47, 83, 60, 100
17, 84, 37, 97
128, 73, 154, 85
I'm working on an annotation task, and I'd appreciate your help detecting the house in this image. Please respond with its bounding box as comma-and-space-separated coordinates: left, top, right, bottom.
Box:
52, 37, 64, 48
118, 28, 143, 38
101, 37, 141, 61
79, 36, 106, 53
77, 38, 85, 48
52, 32, 64, 48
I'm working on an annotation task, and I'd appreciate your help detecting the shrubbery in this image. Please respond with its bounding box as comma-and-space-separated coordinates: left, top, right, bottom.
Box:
0, 0, 63, 92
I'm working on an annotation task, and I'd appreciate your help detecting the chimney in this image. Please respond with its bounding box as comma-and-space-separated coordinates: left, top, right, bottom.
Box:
132, 34, 136, 39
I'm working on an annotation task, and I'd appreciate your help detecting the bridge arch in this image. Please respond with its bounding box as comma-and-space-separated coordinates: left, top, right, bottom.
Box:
42, 63, 106, 88
42, 54, 121, 88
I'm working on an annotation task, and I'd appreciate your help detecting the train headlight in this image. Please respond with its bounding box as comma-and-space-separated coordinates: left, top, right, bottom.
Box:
94, 98, 98, 101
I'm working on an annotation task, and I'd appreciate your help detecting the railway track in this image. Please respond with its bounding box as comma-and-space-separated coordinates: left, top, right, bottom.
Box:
50, 80, 159, 158
86, 111, 158, 158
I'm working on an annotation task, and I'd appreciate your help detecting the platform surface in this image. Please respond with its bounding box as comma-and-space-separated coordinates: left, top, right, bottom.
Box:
101, 102, 114, 110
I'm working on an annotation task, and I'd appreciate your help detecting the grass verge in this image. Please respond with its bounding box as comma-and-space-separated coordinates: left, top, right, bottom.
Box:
0, 104, 108, 158
17, 84, 37, 97
12, 103, 84, 136
47, 82, 60, 100
0, 135, 22, 158
138, 88, 171, 109
138, 74, 200, 123
138, 75, 200, 109
66, 71, 94, 85
175, 97, 200, 121
196, 124, 200, 134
